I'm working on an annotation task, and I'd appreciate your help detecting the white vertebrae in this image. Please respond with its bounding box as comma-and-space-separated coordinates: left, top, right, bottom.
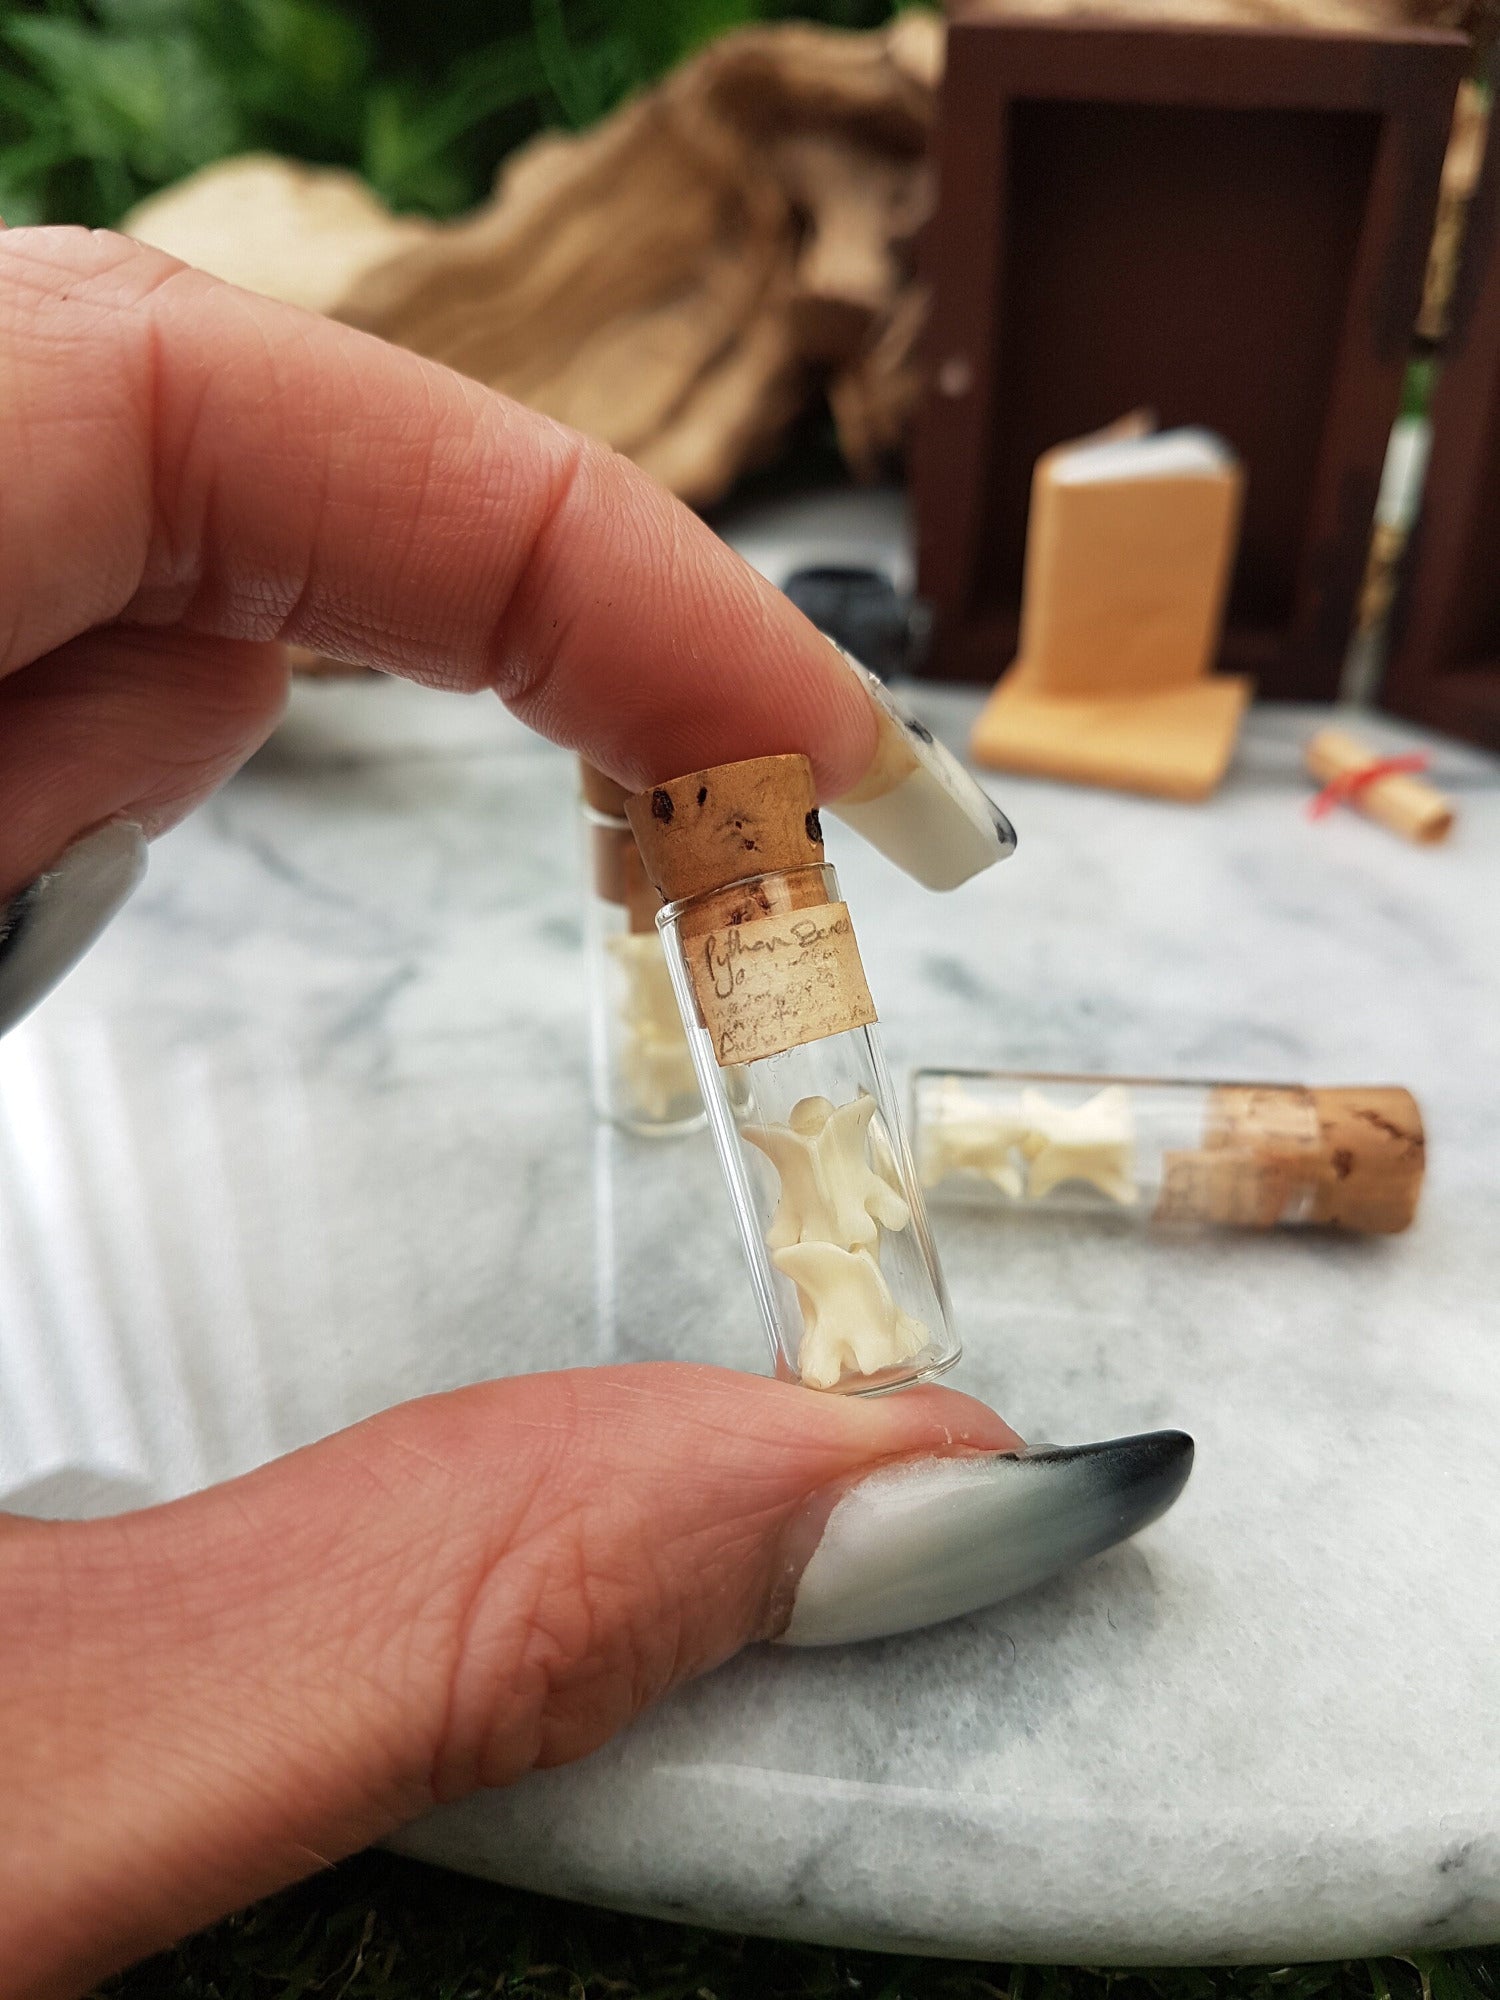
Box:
1020, 1085, 1136, 1205
606, 931, 698, 1121
744, 1092, 929, 1389
917, 1078, 1030, 1198
773, 1242, 929, 1389
920, 1082, 1137, 1206
744, 1092, 909, 1251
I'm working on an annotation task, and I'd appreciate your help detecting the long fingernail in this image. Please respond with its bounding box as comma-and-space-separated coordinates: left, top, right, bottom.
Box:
0, 823, 147, 1039
775, 1430, 1192, 1647
826, 650, 1017, 891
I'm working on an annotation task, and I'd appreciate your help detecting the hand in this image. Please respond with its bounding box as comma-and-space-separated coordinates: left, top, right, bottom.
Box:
0, 227, 1189, 1997
0, 225, 881, 906
2, 1366, 1027, 1997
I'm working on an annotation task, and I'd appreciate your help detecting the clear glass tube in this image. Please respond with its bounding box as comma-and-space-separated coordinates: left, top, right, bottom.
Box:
912, 1070, 1327, 1228
659, 863, 959, 1393
581, 802, 705, 1138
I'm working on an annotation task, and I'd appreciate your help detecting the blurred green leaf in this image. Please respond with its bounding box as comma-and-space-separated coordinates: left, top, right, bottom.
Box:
362, 31, 545, 206
0, 0, 911, 227
1400, 356, 1438, 420
364, 82, 472, 210
599, 0, 760, 75
5, 15, 240, 176
2, 9, 245, 220
529, 0, 631, 130
92, 0, 198, 28
208, 0, 371, 145
0, 137, 61, 219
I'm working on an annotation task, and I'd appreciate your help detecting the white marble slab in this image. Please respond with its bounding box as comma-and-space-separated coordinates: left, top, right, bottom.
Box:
2, 677, 1498, 1962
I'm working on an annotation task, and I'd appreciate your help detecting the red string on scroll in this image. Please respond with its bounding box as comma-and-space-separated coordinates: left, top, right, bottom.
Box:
1306, 754, 1431, 822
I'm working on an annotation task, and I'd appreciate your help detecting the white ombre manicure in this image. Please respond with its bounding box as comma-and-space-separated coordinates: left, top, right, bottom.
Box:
827, 651, 1017, 891
776, 1431, 1192, 1647
0, 823, 147, 1039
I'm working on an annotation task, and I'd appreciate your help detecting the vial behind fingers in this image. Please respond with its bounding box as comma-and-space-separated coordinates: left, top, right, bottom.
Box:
580, 761, 705, 1139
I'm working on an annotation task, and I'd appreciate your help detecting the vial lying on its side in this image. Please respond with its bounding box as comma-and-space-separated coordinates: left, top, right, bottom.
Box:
911, 1070, 1425, 1234
627, 754, 959, 1394
579, 761, 705, 1139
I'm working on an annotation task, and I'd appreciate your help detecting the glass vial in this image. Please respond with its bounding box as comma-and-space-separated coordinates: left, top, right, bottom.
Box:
579, 762, 705, 1138
912, 1070, 1424, 1234
627, 754, 959, 1395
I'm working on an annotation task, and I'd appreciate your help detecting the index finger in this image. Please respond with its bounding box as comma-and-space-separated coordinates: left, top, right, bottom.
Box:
2, 228, 871, 785
2, 228, 1010, 889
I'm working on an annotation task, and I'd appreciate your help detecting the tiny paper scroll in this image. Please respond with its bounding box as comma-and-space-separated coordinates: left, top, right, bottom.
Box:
1304, 729, 1454, 845
687, 902, 876, 1067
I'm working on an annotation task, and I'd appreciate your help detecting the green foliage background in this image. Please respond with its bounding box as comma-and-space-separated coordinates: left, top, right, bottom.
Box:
0, 0, 903, 228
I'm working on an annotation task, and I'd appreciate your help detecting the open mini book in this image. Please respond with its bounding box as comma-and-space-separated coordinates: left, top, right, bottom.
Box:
970, 418, 1250, 802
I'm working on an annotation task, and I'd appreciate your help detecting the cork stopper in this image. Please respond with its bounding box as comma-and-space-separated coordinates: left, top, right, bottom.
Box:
625, 755, 825, 905
590, 825, 661, 931
628, 755, 875, 1067
580, 762, 659, 929
1308, 1087, 1425, 1234
579, 759, 633, 819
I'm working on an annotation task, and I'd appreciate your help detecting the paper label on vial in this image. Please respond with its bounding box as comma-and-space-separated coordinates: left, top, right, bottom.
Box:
1156, 1150, 1289, 1228
687, 902, 876, 1066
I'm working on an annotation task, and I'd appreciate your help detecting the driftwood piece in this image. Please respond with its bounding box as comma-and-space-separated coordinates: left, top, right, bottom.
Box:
124, 154, 432, 315
336, 17, 940, 508
119, 23, 938, 510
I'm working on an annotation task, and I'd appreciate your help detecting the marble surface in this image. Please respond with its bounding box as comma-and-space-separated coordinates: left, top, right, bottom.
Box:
3, 678, 1499, 1960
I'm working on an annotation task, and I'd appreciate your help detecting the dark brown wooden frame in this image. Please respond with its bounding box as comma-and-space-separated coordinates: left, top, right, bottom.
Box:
913, 19, 1468, 698
1381, 66, 1500, 750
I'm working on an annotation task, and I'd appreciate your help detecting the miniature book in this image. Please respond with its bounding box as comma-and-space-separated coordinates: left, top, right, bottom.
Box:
970, 422, 1250, 802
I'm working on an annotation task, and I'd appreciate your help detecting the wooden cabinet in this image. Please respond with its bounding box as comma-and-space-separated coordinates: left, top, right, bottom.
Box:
913, 19, 1467, 697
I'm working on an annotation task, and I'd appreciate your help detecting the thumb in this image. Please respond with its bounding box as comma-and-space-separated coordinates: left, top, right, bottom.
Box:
1, 1366, 1016, 1996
